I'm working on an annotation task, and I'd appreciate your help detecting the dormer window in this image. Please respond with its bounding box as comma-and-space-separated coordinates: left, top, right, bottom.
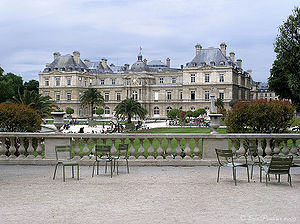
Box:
54, 67, 58, 71
200, 62, 206, 66
210, 61, 215, 66
61, 68, 65, 71
219, 61, 225, 65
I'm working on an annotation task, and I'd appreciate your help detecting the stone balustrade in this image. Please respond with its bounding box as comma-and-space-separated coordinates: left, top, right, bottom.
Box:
0, 132, 299, 165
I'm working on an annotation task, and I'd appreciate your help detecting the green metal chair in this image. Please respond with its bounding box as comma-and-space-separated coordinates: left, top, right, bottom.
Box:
112, 143, 129, 175
92, 145, 113, 178
53, 145, 79, 182
215, 148, 250, 186
247, 145, 264, 180
261, 155, 293, 186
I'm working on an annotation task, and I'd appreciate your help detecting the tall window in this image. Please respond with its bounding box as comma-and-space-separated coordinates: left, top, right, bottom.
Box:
154, 107, 160, 115
191, 91, 195, 101
132, 91, 138, 100
166, 106, 172, 113
89, 79, 92, 85
104, 107, 110, 115
84, 79, 87, 87
219, 74, 224, 82
101, 79, 104, 85
79, 77, 82, 86
172, 77, 176, 83
167, 91, 171, 100
67, 77, 71, 86
67, 93, 71, 101
45, 78, 49, 86
205, 74, 210, 83
117, 93, 121, 101
112, 79, 116, 85
205, 91, 210, 101
191, 74, 195, 83
55, 93, 60, 101
105, 93, 109, 102
154, 91, 158, 101
180, 91, 183, 100
219, 92, 224, 100
159, 78, 164, 84
56, 77, 60, 86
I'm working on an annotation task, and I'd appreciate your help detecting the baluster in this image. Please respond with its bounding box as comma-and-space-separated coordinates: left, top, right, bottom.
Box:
273, 141, 280, 155
147, 138, 155, 160
281, 140, 289, 155
290, 139, 297, 155
8, 137, 16, 158
156, 138, 163, 159
17, 137, 26, 159
138, 138, 145, 159
81, 138, 90, 160
129, 138, 136, 159
35, 138, 43, 159
238, 139, 246, 155
193, 138, 200, 159
184, 138, 191, 159
73, 138, 81, 160
231, 139, 237, 154
265, 139, 272, 155
257, 139, 263, 156
0, 137, 8, 158
175, 139, 182, 160
111, 139, 117, 158
26, 138, 35, 159
166, 138, 173, 159
90, 138, 97, 160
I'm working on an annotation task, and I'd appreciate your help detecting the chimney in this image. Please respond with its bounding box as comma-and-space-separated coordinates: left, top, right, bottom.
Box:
124, 64, 130, 71
247, 69, 252, 78
229, 52, 235, 62
73, 51, 80, 64
237, 59, 242, 68
166, 58, 170, 67
53, 52, 61, 60
101, 58, 108, 69
220, 43, 227, 56
181, 65, 184, 70
143, 58, 147, 64
195, 44, 202, 55
84, 59, 90, 65
45, 63, 50, 68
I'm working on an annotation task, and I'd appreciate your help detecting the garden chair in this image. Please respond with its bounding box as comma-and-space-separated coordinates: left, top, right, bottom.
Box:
261, 155, 293, 186
215, 148, 250, 186
53, 145, 79, 182
112, 143, 129, 175
247, 145, 267, 181
92, 145, 113, 178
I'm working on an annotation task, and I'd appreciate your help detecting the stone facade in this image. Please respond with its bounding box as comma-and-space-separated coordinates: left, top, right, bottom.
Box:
39, 43, 252, 118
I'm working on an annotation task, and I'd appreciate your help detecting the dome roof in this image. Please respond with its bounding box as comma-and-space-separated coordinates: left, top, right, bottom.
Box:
131, 53, 149, 72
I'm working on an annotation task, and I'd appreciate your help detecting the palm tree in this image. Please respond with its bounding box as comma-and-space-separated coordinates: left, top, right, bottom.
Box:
114, 98, 147, 123
80, 89, 104, 119
215, 98, 224, 109
9, 90, 56, 118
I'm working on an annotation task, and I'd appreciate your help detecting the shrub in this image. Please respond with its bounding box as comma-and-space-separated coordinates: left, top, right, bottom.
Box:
226, 99, 294, 133
66, 107, 74, 116
96, 108, 104, 116
167, 109, 180, 120
0, 103, 42, 132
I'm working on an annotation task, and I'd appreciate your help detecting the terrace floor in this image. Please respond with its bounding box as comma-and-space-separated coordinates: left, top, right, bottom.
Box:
0, 165, 300, 224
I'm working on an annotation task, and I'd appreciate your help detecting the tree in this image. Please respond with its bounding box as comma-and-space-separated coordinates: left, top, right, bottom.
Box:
80, 89, 104, 119
0, 103, 42, 132
268, 7, 300, 110
229, 99, 239, 108
167, 109, 180, 120
0, 69, 24, 103
9, 90, 56, 118
96, 108, 104, 117
226, 99, 294, 133
66, 107, 74, 117
193, 108, 206, 118
24, 80, 39, 93
114, 98, 147, 123
186, 110, 193, 118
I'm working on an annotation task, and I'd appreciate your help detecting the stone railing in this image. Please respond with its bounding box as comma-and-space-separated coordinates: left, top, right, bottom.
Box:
0, 132, 299, 165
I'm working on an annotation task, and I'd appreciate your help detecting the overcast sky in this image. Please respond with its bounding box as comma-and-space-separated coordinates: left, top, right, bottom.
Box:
0, 0, 298, 82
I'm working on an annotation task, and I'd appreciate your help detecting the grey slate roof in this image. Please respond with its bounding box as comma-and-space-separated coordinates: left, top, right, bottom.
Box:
147, 60, 180, 72
131, 53, 150, 72
110, 65, 128, 73
44, 55, 88, 72
85, 60, 113, 74
258, 82, 269, 91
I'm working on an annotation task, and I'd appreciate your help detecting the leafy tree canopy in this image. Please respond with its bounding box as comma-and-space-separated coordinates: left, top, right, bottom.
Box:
24, 80, 39, 93
66, 107, 74, 115
80, 89, 104, 119
0, 69, 24, 103
114, 98, 147, 123
96, 108, 104, 116
167, 108, 180, 120
268, 7, 300, 110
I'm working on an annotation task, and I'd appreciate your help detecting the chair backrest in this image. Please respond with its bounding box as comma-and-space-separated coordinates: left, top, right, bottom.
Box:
55, 145, 72, 161
268, 155, 293, 174
215, 148, 234, 165
118, 144, 129, 156
95, 145, 111, 157
248, 145, 258, 156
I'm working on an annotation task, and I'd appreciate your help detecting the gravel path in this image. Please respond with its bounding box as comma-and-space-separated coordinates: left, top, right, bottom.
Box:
0, 165, 299, 224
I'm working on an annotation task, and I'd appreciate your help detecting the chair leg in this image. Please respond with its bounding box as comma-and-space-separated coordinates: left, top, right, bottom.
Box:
126, 159, 129, 173
278, 174, 280, 183
97, 161, 99, 175
105, 161, 107, 173
266, 174, 268, 186
246, 165, 250, 182
72, 166, 74, 178
53, 164, 58, 180
63, 166, 65, 182
113, 159, 116, 172
251, 164, 254, 179
289, 174, 292, 187
259, 167, 262, 183
217, 166, 220, 182
268, 174, 270, 181
233, 167, 237, 186
110, 161, 113, 178
77, 165, 79, 180
117, 160, 119, 175
92, 161, 95, 177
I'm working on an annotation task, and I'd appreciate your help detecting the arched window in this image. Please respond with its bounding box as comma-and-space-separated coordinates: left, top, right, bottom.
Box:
104, 107, 110, 115
154, 107, 160, 115
166, 106, 172, 113
191, 107, 195, 112
179, 107, 183, 111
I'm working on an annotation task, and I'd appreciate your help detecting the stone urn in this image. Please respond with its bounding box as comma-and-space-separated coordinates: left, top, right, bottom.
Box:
208, 114, 223, 134
51, 112, 66, 132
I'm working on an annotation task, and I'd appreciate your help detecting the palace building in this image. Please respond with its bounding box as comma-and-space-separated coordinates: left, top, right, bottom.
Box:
39, 43, 253, 118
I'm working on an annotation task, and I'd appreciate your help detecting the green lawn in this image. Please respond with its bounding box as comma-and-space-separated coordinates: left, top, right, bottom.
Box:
291, 117, 300, 126
133, 127, 227, 134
